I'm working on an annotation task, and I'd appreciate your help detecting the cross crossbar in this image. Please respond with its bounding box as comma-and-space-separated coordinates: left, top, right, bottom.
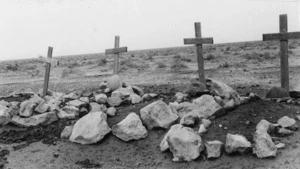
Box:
105, 47, 128, 55
184, 38, 213, 45
263, 32, 300, 41
39, 55, 59, 66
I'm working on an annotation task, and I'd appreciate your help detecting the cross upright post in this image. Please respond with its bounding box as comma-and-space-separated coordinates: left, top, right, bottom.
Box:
105, 36, 128, 74
39, 47, 59, 98
184, 22, 214, 83
263, 14, 300, 92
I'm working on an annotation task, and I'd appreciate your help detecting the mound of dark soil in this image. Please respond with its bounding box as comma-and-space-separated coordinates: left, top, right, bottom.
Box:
203, 99, 299, 143
0, 120, 71, 145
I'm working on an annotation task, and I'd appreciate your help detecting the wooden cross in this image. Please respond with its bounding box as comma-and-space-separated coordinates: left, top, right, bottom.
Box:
39, 47, 59, 98
184, 22, 214, 83
105, 36, 128, 74
263, 14, 300, 92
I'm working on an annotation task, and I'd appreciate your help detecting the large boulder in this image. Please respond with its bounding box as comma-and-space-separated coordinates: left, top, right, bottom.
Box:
160, 124, 203, 162
252, 131, 277, 158
67, 99, 87, 108
107, 74, 122, 91
0, 106, 12, 126
112, 113, 148, 141
140, 100, 178, 130
266, 87, 289, 98
11, 111, 58, 127
205, 140, 224, 158
69, 111, 111, 144
191, 95, 222, 118
225, 133, 251, 154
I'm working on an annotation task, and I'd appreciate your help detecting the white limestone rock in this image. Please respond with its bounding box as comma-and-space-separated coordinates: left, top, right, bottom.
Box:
11, 111, 58, 127
95, 94, 108, 104
107, 74, 122, 91
140, 100, 178, 130
253, 131, 277, 158
160, 124, 203, 162
106, 107, 116, 117
69, 111, 111, 144
205, 140, 223, 158
112, 113, 148, 141
0, 106, 12, 126
225, 133, 251, 154
61, 126, 73, 139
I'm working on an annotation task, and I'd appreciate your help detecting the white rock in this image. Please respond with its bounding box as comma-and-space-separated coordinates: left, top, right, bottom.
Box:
63, 91, 81, 100
175, 92, 188, 103
275, 143, 285, 149
34, 100, 50, 113
61, 105, 79, 116
69, 111, 111, 144
79, 97, 89, 103
202, 119, 212, 128
160, 124, 182, 152
0, 100, 10, 107
112, 113, 148, 141
11, 111, 58, 127
191, 95, 222, 118
140, 100, 178, 130
57, 109, 76, 119
130, 94, 142, 104
225, 133, 251, 154
61, 126, 73, 139
107, 74, 122, 91
19, 100, 37, 117
89, 102, 103, 113
253, 131, 277, 158
206, 79, 240, 105
95, 94, 108, 104
180, 112, 198, 126
0, 106, 12, 126
224, 99, 235, 109
278, 128, 293, 135
161, 124, 203, 162
277, 116, 297, 128
205, 140, 223, 158
107, 95, 123, 107
106, 107, 116, 117
67, 99, 86, 108
214, 96, 225, 107
198, 124, 207, 134
256, 119, 277, 133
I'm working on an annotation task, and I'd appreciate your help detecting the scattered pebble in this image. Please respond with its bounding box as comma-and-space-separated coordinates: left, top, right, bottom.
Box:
245, 121, 250, 125
219, 124, 223, 128
224, 127, 228, 130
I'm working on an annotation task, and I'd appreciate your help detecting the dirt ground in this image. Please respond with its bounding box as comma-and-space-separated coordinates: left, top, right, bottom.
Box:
0, 39, 300, 169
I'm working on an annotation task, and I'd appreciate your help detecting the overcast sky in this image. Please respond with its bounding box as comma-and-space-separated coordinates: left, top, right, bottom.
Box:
0, 0, 299, 61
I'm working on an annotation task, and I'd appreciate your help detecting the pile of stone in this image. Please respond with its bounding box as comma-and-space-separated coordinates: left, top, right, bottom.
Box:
1, 75, 298, 163
0, 74, 156, 129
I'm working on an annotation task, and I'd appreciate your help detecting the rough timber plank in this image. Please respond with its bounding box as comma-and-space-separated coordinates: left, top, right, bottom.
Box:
105, 47, 128, 55
184, 38, 214, 45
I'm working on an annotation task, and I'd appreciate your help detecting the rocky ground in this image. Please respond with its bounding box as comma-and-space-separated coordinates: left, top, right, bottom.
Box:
0, 40, 299, 169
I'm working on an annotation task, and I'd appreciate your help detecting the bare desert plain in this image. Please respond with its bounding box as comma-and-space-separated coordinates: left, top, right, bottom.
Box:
0, 39, 300, 169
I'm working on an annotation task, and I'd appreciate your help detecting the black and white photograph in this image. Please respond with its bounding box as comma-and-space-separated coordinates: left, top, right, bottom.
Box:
0, 0, 300, 168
